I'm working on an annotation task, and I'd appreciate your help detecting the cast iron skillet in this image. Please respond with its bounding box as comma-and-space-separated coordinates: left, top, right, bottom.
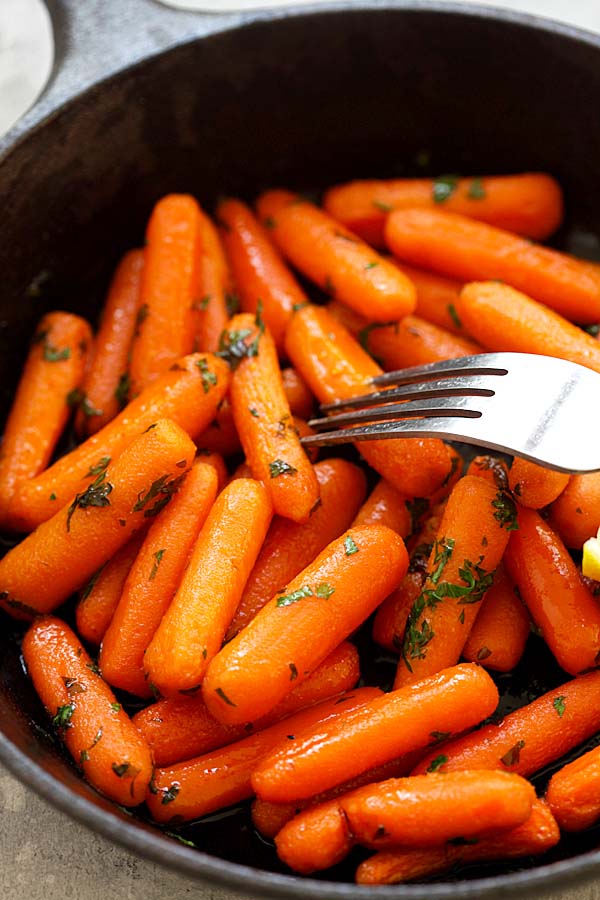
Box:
3, 1, 600, 896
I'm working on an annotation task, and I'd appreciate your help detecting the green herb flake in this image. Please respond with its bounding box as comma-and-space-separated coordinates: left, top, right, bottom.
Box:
447, 303, 462, 329
426, 754, 448, 773
344, 535, 359, 556
110, 702, 121, 713
249, 407, 260, 418
135, 303, 149, 335
477, 646, 492, 661
63, 677, 87, 695
373, 200, 393, 213
66, 387, 84, 408
217, 327, 259, 369
195, 295, 212, 311
196, 358, 217, 394
215, 687, 237, 707
49, 493, 57, 501
86, 457, 111, 478
276, 585, 313, 608
43, 343, 71, 362
553, 696, 566, 718
132, 473, 186, 518
500, 739, 525, 768
67, 471, 113, 531
52, 703, 75, 732
583, 323, 600, 337
467, 177, 486, 200
365, 262, 379, 270
430, 730, 451, 744
269, 459, 298, 478
161, 783, 180, 805
292, 302, 308, 313
149, 548, 166, 581
315, 582, 335, 599
114, 373, 131, 408
167, 832, 196, 848
225, 291, 240, 317
86, 660, 101, 675
492, 491, 519, 531
289, 663, 298, 681
112, 762, 131, 778
432, 174, 460, 204
80, 728, 103, 764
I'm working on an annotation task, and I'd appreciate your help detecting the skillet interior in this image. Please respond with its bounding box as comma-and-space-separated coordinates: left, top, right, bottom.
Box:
2, 5, 600, 897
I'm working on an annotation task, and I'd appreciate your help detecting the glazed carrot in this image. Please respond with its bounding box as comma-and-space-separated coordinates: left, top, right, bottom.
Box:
203, 525, 408, 726
99, 460, 219, 697
75, 531, 146, 645
549, 472, 600, 549
352, 478, 411, 538
393, 264, 466, 335
23, 617, 152, 806
281, 367, 315, 420
198, 449, 228, 491
504, 507, 600, 674
0, 312, 92, 519
227, 312, 319, 522
0, 419, 196, 618
395, 475, 514, 688
372, 568, 427, 653
227, 459, 366, 638
8, 352, 229, 531
256, 190, 415, 322
386, 209, 600, 323
413, 669, 600, 777
192, 207, 232, 352
292, 417, 319, 463
251, 663, 498, 803
144, 478, 273, 696
195, 400, 241, 457
509, 457, 570, 509
466, 454, 509, 490
546, 744, 600, 831
275, 796, 355, 874
327, 300, 480, 370
217, 197, 308, 351
133, 641, 359, 766
462, 565, 530, 672
356, 799, 559, 884
324, 173, 563, 247
455, 281, 600, 371
75, 249, 143, 436
285, 304, 459, 498
146, 687, 380, 823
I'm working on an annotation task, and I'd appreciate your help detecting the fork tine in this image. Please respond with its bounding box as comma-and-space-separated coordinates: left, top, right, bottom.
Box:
319, 375, 497, 413
301, 416, 487, 448
309, 397, 483, 430
372, 355, 509, 388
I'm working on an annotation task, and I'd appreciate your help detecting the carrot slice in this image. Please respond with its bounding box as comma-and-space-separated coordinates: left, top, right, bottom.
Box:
549, 472, 600, 549
192, 208, 232, 352
75, 249, 143, 436
509, 457, 570, 509
0, 419, 196, 618
203, 524, 408, 726
462, 565, 530, 672
256, 190, 415, 322
23, 617, 152, 806
386, 209, 600, 323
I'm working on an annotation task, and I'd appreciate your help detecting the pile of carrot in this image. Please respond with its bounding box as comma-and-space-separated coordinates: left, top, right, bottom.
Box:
3, 169, 600, 886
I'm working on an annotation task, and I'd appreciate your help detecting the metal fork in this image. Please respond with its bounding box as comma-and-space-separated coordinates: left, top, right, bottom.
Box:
301, 353, 600, 474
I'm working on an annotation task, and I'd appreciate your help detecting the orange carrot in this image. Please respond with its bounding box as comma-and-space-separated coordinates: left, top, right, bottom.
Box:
99, 460, 219, 697
356, 799, 559, 884
466, 454, 509, 490
8, 352, 229, 531
217, 197, 308, 351
23, 617, 152, 806
0, 312, 92, 520
192, 208, 232, 353
324, 173, 563, 247
226, 312, 319, 522
352, 478, 411, 538
292, 416, 319, 463
509, 457, 570, 509
386, 208, 600, 323
284, 304, 459, 498
549, 472, 600, 549
133, 641, 359, 766
256, 190, 415, 322
372, 568, 427, 654
275, 797, 355, 874
227, 458, 366, 638
75, 531, 146, 645
281, 367, 315, 420
145, 687, 380, 823
251, 663, 498, 803
0, 419, 196, 618
462, 565, 530, 672
129, 195, 201, 394
546, 744, 600, 831
393, 263, 466, 335
144, 478, 272, 696
395, 475, 514, 688
75, 249, 143, 436
203, 525, 408, 726
414, 669, 600, 777
195, 400, 241, 457
504, 507, 600, 674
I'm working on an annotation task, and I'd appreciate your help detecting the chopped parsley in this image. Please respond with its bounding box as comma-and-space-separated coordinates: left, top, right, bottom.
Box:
432, 174, 459, 204
249, 407, 260, 418
52, 703, 75, 732
315, 582, 335, 599
225, 292, 240, 316
269, 459, 298, 478
372, 200, 393, 213
132, 473, 187, 518
110, 702, 121, 713
215, 687, 237, 707
149, 549, 166, 581
196, 358, 217, 393
86, 457, 111, 478
344, 535, 359, 556
66, 470, 113, 531
114, 373, 130, 408
500, 739, 525, 768
430, 730, 451, 744
289, 663, 298, 681
477, 646, 492, 661
365, 261, 379, 270
447, 303, 462, 329
492, 491, 519, 531
112, 762, 132, 777
553, 696, 566, 718
135, 303, 149, 335
161, 783, 180, 805
43, 343, 71, 362
426, 754, 448, 773
80, 728, 103, 763
277, 586, 313, 607
467, 177, 486, 200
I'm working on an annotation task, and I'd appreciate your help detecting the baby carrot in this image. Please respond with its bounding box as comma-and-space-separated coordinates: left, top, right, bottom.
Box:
285, 304, 459, 498
455, 281, 600, 371
504, 507, 600, 674
550, 472, 600, 549
75, 249, 143, 436
509, 457, 570, 509
256, 190, 416, 322
372, 570, 427, 653
462, 565, 530, 672
133, 641, 359, 766
414, 669, 600, 777
546, 744, 600, 831
99, 460, 219, 697
395, 475, 514, 688
129, 195, 201, 394
75, 531, 146, 645
227, 312, 320, 522
0, 419, 196, 618
281, 367, 315, 420
203, 524, 408, 726
251, 663, 498, 803
192, 207, 232, 353
144, 478, 273, 696
195, 401, 241, 457
324, 173, 563, 246
8, 352, 229, 531
275, 797, 355, 874
146, 687, 380, 824
0, 311, 92, 519
394, 264, 466, 335
217, 197, 308, 351
23, 617, 152, 806
226, 458, 366, 638
352, 478, 411, 538
356, 799, 559, 884
466, 454, 509, 490
386, 208, 600, 323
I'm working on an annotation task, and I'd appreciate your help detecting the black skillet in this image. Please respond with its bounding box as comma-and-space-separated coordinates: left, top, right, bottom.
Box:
2, 1, 600, 897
